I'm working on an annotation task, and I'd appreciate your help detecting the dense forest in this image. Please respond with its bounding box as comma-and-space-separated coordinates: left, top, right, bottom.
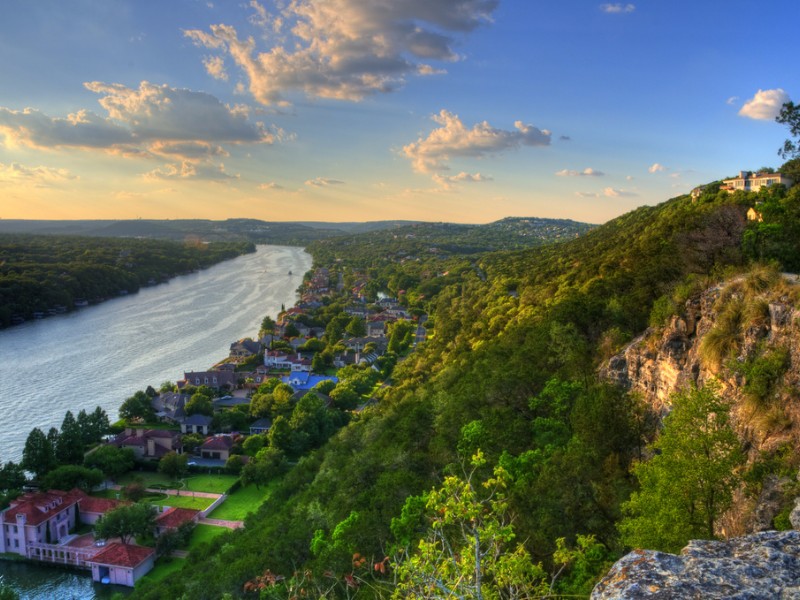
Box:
0, 235, 254, 327
128, 174, 800, 599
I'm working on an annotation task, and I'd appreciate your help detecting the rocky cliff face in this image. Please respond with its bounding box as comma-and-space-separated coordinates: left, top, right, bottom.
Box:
591, 530, 800, 599
602, 275, 800, 450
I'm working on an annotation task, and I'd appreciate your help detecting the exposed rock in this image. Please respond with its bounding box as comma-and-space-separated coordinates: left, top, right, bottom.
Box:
591, 531, 800, 599
790, 498, 800, 531
748, 475, 792, 532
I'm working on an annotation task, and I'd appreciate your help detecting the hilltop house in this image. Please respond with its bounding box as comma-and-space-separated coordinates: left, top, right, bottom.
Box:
282, 372, 338, 393
721, 171, 794, 193
229, 338, 261, 362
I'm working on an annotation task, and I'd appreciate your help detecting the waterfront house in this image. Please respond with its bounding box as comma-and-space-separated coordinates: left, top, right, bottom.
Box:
229, 338, 261, 362
281, 372, 338, 393
88, 543, 155, 587
181, 368, 238, 390
151, 392, 189, 423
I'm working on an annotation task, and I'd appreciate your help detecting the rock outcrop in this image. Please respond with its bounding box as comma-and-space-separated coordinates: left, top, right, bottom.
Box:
591, 531, 800, 599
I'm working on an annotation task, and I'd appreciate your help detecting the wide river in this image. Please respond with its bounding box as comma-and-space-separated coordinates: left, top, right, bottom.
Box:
0, 244, 311, 597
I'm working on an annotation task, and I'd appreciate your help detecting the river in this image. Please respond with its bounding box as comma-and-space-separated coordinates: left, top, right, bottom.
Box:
0, 244, 311, 597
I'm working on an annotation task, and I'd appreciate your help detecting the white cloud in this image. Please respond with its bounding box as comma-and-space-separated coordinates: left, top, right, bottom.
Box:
726, 96, 739, 105
143, 161, 238, 181
555, 167, 604, 177
402, 109, 551, 173
738, 88, 790, 120
600, 3, 635, 13
259, 181, 284, 190
603, 187, 637, 197
0, 162, 77, 186
203, 56, 228, 81
0, 107, 133, 149
305, 177, 345, 187
184, 0, 499, 105
626, 175, 634, 181
648, 163, 665, 173
433, 171, 492, 189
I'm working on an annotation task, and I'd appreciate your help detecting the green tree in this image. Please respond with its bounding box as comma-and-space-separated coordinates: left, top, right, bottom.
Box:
777, 101, 800, 159
180, 433, 206, 454
41, 465, 103, 492
260, 315, 277, 334
392, 453, 549, 599
84, 445, 135, 479
95, 503, 157, 544
619, 383, 744, 552
158, 451, 189, 482
21, 427, 57, 479
119, 390, 156, 422
186, 392, 213, 417
57, 410, 85, 465
345, 316, 367, 338
0, 461, 26, 493
240, 446, 288, 489
0, 584, 19, 600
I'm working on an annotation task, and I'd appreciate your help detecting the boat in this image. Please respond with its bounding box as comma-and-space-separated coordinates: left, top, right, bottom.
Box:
288, 270, 292, 275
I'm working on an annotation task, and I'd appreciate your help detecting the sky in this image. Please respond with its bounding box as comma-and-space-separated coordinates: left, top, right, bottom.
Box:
0, 1, 797, 225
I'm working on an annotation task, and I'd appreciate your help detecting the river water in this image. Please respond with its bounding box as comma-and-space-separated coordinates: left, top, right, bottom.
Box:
0, 244, 311, 597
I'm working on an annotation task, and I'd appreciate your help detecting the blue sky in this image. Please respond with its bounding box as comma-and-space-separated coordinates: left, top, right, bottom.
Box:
0, 0, 796, 224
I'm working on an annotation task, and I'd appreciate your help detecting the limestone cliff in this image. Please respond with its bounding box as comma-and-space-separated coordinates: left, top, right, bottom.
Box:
591, 530, 800, 599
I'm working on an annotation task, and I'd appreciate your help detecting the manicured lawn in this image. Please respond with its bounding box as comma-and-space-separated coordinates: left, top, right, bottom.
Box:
207, 481, 276, 520
117, 471, 177, 488
184, 474, 239, 494
149, 494, 214, 511
138, 557, 185, 585
187, 524, 229, 552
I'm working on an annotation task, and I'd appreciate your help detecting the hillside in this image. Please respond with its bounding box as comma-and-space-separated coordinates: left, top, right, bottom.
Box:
131, 182, 800, 599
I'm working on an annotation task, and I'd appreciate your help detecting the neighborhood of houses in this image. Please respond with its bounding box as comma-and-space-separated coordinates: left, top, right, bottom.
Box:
1, 266, 426, 587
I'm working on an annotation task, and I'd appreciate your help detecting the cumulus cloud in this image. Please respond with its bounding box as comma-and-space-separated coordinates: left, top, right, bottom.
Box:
184, 0, 498, 105
648, 163, 665, 173
432, 171, 492, 189
555, 167, 604, 177
259, 181, 284, 190
143, 161, 238, 181
203, 56, 229, 81
738, 88, 790, 120
0, 81, 279, 181
600, 3, 635, 13
603, 187, 637, 197
305, 177, 345, 187
402, 109, 551, 173
726, 96, 739, 105
0, 161, 77, 186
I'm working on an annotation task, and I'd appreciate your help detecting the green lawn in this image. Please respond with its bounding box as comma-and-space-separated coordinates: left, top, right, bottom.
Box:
137, 557, 185, 586
187, 524, 229, 552
207, 481, 276, 520
117, 471, 178, 488
184, 474, 239, 494
149, 494, 214, 511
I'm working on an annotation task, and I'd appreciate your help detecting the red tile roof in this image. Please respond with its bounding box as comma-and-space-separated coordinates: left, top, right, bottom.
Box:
3, 489, 85, 527
90, 543, 154, 568
201, 435, 234, 451
155, 507, 199, 529
78, 496, 126, 515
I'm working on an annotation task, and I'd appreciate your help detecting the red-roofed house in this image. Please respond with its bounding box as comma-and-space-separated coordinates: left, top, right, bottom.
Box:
77, 495, 128, 525
88, 542, 155, 587
154, 507, 200, 536
0, 489, 85, 554
110, 428, 182, 460
200, 435, 235, 461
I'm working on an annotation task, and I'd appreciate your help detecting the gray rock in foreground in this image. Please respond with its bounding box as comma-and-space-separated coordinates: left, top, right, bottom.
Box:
591, 531, 800, 599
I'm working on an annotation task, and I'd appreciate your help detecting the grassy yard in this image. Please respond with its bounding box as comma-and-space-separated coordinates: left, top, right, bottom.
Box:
138, 557, 185, 586
149, 494, 214, 511
184, 474, 239, 494
187, 524, 229, 552
117, 471, 176, 488
207, 480, 277, 521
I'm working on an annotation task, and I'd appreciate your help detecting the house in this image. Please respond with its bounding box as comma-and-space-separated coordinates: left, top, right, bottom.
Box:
212, 395, 250, 410
181, 414, 213, 435
151, 393, 189, 423
88, 543, 155, 587
249, 418, 273, 435
747, 206, 764, 222
181, 369, 238, 389
290, 390, 333, 407
154, 507, 200, 536
281, 372, 338, 393
111, 428, 182, 460
199, 435, 235, 461
690, 186, 705, 201
0, 489, 84, 554
229, 338, 261, 362
366, 321, 386, 338
721, 171, 794, 193
77, 495, 128, 526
